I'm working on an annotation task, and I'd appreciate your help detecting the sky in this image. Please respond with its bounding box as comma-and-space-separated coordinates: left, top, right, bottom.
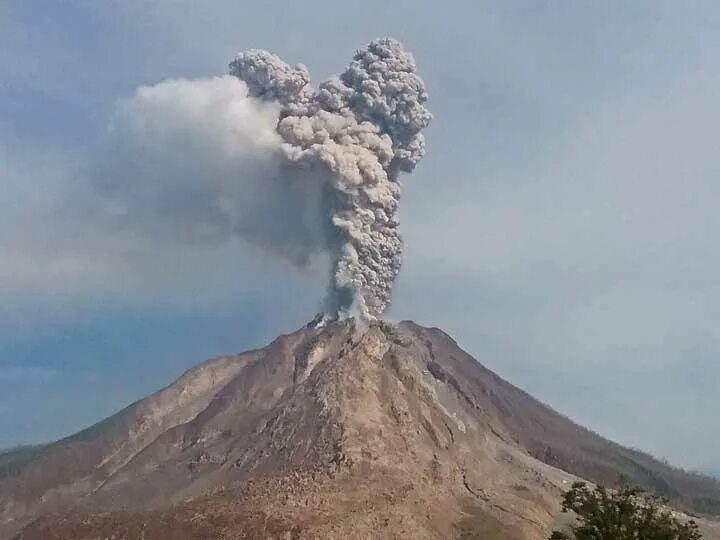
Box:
1, 0, 719, 470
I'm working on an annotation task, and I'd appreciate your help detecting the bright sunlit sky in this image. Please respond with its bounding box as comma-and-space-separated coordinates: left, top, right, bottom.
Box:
1, 0, 719, 470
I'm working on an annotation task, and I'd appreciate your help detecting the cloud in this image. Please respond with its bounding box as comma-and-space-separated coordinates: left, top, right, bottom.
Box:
1, 42, 434, 324
92, 75, 327, 264
0, 76, 331, 314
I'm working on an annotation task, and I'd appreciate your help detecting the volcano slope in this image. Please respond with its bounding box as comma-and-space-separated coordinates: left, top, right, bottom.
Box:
2, 321, 720, 539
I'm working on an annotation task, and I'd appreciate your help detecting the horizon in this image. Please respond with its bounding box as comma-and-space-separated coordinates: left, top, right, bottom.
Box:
2, 1, 719, 471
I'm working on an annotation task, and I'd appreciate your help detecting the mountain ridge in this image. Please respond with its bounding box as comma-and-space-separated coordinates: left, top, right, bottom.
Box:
2, 320, 719, 539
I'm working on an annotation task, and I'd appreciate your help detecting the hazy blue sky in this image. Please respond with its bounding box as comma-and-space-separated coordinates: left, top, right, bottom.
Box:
1, 0, 719, 470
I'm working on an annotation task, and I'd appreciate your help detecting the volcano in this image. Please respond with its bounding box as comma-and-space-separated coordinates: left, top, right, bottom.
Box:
2, 320, 719, 539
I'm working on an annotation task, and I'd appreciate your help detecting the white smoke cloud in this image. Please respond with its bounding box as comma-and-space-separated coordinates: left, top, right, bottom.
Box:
2, 39, 431, 323
92, 75, 328, 267
87, 38, 432, 322
0, 75, 332, 317
230, 38, 432, 319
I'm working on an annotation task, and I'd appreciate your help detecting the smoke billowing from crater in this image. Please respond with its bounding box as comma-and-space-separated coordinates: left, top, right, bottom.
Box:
95, 38, 430, 321
230, 38, 432, 320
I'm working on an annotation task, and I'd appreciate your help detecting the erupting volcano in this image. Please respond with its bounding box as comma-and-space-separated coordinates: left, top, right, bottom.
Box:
3, 39, 720, 540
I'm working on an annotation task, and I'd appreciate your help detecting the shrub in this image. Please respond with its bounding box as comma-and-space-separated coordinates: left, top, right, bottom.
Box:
550, 481, 702, 540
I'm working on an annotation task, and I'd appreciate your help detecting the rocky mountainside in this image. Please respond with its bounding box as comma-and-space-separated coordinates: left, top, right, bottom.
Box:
2, 320, 719, 539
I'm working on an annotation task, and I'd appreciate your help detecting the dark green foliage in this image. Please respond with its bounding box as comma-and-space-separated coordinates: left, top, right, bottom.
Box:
551, 481, 702, 540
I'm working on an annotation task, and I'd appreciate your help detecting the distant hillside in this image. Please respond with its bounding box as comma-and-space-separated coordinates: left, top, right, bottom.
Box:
0, 445, 48, 481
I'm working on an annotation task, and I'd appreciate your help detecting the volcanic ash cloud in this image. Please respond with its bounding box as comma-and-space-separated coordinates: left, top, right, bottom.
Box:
230, 38, 432, 320
96, 38, 430, 321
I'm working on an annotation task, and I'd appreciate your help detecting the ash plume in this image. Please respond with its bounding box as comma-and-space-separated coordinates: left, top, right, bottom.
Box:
92, 38, 430, 321
230, 38, 432, 319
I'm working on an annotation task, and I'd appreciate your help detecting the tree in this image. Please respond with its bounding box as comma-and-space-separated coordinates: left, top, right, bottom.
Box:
550, 481, 702, 540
